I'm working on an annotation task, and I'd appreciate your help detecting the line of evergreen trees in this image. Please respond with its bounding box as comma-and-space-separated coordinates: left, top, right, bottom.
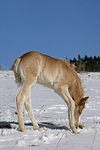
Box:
67, 55, 100, 72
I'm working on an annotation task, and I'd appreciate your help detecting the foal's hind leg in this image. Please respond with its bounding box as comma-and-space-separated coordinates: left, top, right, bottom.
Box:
16, 76, 39, 132
24, 88, 40, 130
16, 87, 27, 132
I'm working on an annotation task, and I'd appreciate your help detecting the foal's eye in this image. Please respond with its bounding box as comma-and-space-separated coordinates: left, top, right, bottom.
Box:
78, 110, 81, 115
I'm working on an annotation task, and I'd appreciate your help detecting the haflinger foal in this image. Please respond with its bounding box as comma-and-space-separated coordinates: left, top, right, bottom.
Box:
12, 51, 89, 134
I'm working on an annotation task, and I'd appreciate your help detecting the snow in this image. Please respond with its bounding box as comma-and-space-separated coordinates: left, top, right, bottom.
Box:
0, 71, 100, 150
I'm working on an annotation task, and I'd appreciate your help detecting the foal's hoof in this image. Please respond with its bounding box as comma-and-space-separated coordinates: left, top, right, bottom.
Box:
34, 126, 40, 131
18, 127, 27, 132
72, 130, 79, 134
71, 127, 79, 134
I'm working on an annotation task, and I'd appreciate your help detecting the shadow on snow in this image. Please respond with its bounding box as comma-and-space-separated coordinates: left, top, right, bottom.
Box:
0, 121, 70, 131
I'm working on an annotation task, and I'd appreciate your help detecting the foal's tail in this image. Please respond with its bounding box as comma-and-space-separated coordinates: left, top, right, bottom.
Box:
12, 58, 25, 86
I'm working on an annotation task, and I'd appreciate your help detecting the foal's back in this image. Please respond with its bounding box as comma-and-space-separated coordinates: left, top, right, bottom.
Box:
15, 51, 77, 89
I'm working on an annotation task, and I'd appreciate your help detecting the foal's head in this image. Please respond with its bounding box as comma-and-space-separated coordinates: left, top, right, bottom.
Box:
74, 96, 89, 128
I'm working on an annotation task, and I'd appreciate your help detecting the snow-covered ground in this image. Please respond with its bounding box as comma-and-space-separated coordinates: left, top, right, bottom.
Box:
0, 71, 100, 150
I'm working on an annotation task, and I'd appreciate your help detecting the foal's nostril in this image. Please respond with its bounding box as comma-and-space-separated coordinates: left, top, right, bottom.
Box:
75, 122, 79, 129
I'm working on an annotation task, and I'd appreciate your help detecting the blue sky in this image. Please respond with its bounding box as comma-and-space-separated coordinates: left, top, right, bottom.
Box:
0, 0, 100, 69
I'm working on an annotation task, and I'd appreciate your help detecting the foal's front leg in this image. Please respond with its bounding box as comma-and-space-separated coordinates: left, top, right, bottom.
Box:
67, 101, 78, 134
54, 84, 78, 134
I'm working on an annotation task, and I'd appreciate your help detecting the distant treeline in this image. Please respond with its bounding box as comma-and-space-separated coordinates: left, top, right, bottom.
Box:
67, 55, 100, 72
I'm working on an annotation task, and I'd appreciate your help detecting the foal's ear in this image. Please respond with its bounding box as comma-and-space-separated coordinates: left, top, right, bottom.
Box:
83, 96, 89, 101
79, 96, 89, 105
